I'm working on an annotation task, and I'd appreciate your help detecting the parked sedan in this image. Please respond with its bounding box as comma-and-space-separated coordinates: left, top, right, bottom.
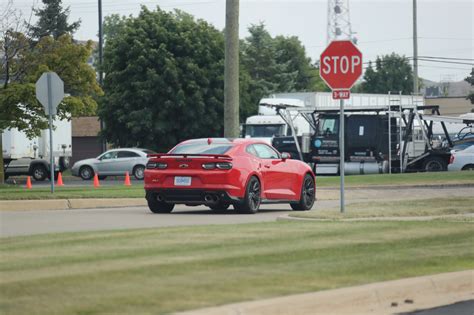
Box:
72, 148, 155, 180
144, 138, 315, 214
448, 145, 474, 171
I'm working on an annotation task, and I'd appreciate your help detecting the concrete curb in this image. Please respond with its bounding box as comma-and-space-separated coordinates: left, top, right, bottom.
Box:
0, 198, 146, 211
175, 270, 474, 315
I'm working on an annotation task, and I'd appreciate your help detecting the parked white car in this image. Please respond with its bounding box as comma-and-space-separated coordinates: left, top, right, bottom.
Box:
448, 145, 474, 171
71, 148, 155, 180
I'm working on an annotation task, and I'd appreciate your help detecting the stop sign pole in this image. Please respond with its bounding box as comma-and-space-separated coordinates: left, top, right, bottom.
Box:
319, 40, 363, 213
36, 72, 65, 193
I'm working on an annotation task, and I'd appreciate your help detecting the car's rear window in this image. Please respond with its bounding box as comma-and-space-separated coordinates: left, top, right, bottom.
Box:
170, 143, 233, 155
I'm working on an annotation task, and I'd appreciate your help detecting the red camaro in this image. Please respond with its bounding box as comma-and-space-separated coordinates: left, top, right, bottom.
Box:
144, 138, 315, 214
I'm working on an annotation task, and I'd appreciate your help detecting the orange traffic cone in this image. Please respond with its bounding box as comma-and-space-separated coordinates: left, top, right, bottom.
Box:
93, 174, 100, 188
26, 176, 32, 189
124, 172, 131, 186
57, 172, 64, 186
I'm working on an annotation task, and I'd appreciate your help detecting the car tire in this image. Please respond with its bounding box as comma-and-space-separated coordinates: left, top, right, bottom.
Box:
290, 174, 315, 211
422, 157, 447, 172
234, 176, 261, 214
146, 192, 174, 213
461, 164, 474, 171
209, 202, 230, 212
31, 165, 47, 181
79, 166, 94, 180
133, 165, 145, 180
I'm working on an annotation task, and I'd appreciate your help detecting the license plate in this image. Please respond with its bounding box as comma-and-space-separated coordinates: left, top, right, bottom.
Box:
174, 176, 191, 186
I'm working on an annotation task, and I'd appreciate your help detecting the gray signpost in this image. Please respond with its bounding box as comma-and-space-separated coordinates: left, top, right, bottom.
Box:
35, 72, 64, 193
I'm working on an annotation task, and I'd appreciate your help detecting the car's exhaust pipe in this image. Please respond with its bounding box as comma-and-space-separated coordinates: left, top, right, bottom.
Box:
204, 194, 219, 204
156, 194, 164, 202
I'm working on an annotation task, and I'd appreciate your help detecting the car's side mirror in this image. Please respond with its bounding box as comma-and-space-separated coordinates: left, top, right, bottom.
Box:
281, 152, 291, 160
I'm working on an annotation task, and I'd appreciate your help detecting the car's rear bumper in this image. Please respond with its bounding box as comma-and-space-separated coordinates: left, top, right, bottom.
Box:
145, 189, 241, 205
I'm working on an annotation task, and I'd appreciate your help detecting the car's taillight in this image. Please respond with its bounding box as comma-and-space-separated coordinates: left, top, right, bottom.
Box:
202, 162, 232, 170
202, 163, 216, 170
147, 162, 167, 169
216, 162, 233, 170
449, 155, 455, 164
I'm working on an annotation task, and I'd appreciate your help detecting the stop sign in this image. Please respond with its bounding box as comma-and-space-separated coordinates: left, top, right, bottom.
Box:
319, 40, 362, 90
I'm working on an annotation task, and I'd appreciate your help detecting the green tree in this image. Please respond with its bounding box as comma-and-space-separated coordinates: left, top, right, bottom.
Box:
361, 53, 414, 94
240, 23, 327, 119
103, 14, 127, 42
30, 0, 80, 39
1, 35, 101, 131
99, 7, 225, 151
465, 68, 474, 111
274, 35, 327, 92
240, 23, 296, 119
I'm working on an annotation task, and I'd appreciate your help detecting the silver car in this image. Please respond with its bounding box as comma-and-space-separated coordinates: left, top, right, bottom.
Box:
71, 148, 155, 180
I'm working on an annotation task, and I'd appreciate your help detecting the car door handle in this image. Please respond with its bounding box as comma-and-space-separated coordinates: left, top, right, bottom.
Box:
264, 165, 270, 168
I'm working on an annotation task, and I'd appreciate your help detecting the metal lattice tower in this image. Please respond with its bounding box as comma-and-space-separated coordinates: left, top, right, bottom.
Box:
326, 0, 357, 44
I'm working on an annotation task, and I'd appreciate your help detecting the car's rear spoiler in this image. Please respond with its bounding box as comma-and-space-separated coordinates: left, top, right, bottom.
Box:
147, 153, 232, 160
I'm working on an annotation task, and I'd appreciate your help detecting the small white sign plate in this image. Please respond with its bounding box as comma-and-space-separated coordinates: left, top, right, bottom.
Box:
174, 176, 191, 186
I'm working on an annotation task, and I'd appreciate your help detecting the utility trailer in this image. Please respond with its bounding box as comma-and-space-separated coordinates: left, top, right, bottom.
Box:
269, 103, 473, 175
2, 118, 72, 181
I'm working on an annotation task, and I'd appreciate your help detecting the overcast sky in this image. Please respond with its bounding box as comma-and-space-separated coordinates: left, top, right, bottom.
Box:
8, 0, 474, 82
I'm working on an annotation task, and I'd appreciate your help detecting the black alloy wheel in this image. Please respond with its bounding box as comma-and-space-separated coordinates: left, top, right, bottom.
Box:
291, 174, 315, 211
235, 176, 261, 214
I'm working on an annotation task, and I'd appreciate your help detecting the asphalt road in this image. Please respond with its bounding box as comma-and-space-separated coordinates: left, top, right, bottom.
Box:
401, 299, 474, 315
0, 200, 338, 238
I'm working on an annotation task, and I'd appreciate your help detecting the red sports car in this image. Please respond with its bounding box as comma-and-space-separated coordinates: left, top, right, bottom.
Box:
144, 138, 315, 214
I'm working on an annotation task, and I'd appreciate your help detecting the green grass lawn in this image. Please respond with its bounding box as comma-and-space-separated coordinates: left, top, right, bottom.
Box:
292, 197, 474, 220
0, 171, 472, 200
0, 185, 145, 200
0, 221, 473, 314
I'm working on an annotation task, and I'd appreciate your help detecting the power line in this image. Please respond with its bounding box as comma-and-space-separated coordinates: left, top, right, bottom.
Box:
419, 37, 474, 41
415, 58, 473, 66
417, 56, 474, 62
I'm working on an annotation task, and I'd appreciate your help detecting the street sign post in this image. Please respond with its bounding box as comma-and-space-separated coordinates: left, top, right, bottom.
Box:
35, 72, 64, 193
320, 40, 362, 213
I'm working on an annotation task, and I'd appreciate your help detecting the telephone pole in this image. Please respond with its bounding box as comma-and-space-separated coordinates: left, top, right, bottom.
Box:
224, 0, 240, 138
413, 0, 419, 94
98, 0, 106, 152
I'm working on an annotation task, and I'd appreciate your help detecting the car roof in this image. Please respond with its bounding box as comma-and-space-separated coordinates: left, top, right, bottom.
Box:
179, 138, 271, 146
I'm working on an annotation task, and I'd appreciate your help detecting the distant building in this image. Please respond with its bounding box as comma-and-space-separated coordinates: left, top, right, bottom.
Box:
71, 116, 102, 164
